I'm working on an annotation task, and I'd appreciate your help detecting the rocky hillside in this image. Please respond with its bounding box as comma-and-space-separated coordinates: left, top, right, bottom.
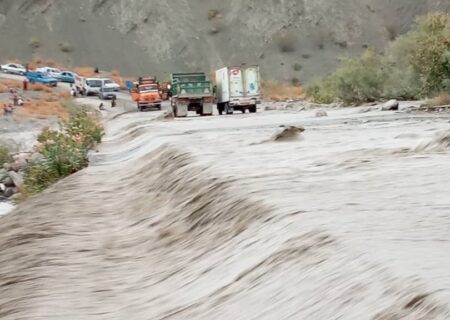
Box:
0, 0, 449, 82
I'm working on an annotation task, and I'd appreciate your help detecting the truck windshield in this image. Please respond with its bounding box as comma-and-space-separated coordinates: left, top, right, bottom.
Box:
139, 86, 158, 93
87, 80, 102, 87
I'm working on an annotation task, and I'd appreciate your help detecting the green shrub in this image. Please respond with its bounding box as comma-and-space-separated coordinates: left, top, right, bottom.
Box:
293, 63, 302, 71
29, 37, 40, 49
305, 50, 385, 104
305, 12, 450, 104
408, 13, 450, 95
0, 145, 13, 165
24, 110, 104, 195
23, 164, 59, 195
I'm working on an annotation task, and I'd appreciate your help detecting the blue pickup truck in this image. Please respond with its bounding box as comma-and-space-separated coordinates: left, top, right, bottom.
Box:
25, 72, 58, 87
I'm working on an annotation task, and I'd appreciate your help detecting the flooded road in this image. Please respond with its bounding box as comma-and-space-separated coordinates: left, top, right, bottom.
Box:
1, 105, 449, 319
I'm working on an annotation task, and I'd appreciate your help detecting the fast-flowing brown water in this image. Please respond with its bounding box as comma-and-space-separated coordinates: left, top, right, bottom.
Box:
1, 106, 450, 319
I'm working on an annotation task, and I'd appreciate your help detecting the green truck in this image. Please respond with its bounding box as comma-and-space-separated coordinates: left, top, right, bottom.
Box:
170, 72, 214, 117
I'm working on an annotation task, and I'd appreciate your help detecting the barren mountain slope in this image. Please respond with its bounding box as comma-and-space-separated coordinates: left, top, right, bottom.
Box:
0, 0, 449, 81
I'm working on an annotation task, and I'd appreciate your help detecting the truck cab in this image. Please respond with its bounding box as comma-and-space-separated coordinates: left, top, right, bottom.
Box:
131, 77, 162, 111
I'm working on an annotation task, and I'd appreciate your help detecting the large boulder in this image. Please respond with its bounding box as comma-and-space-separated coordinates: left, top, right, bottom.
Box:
7, 171, 23, 189
271, 125, 305, 142
382, 99, 399, 111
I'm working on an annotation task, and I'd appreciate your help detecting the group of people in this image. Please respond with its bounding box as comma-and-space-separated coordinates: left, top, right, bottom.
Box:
3, 88, 24, 115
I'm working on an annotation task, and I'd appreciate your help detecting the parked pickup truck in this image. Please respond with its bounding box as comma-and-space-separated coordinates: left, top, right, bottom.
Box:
25, 72, 58, 87
215, 66, 261, 115
170, 72, 214, 117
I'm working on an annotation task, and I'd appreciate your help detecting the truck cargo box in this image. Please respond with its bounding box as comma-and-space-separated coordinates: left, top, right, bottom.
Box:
215, 66, 261, 114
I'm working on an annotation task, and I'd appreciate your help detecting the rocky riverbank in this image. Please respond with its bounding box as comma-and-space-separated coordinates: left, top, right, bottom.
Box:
0, 151, 44, 201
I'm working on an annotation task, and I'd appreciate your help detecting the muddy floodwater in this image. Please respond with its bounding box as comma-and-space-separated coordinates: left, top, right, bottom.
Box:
1, 105, 449, 319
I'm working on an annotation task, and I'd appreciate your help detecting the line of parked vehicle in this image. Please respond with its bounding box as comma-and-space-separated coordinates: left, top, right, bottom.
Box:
0, 62, 121, 100
1, 62, 262, 117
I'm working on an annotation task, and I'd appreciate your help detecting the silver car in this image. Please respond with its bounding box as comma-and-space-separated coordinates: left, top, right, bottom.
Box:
1, 63, 26, 75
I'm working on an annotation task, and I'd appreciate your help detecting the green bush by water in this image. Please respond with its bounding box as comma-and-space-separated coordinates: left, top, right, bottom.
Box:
305, 13, 450, 104
24, 109, 104, 196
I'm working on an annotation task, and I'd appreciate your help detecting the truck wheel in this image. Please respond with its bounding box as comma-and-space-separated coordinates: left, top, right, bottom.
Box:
217, 103, 224, 115
249, 105, 257, 113
241, 108, 246, 113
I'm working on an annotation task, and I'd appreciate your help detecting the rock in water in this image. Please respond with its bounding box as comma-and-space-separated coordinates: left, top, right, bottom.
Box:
382, 99, 399, 111
271, 125, 305, 142
316, 110, 328, 117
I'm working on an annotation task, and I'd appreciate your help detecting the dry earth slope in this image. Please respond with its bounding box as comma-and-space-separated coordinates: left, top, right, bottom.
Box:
0, 0, 449, 80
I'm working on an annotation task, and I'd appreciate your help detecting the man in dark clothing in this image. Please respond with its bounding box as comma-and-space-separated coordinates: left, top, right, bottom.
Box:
111, 96, 117, 108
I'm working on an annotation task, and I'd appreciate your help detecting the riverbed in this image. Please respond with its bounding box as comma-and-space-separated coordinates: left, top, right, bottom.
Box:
0, 105, 449, 319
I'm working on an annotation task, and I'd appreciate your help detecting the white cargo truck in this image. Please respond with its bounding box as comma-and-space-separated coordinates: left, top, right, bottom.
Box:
215, 66, 261, 115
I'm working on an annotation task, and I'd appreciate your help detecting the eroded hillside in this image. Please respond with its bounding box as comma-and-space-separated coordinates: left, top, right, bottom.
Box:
0, 0, 449, 81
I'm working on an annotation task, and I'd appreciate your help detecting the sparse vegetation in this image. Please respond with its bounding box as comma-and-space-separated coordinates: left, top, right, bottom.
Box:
0, 79, 22, 92
59, 42, 73, 53
306, 13, 450, 104
276, 30, 296, 53
0, 145, 13, 166
29, 38, 41, 49
293, 63, 302, 72
261, 80, 304, 101
291, 77, 301, 86
24, 107, 104, 196
426, 92, 450, 107
74, 67, 96, 77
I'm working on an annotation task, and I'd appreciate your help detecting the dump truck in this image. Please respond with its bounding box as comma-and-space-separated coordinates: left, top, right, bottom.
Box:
215, 66, 261, 115
170, 72, 214, 117
131, 77, 162, 111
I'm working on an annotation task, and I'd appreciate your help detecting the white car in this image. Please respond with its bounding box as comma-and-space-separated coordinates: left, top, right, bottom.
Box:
1, 63, 26, 75
101, 78, 120, 91
36, 67, 62, 79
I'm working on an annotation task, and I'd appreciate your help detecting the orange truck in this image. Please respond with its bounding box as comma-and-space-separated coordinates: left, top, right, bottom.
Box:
130, 77, 162, 111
